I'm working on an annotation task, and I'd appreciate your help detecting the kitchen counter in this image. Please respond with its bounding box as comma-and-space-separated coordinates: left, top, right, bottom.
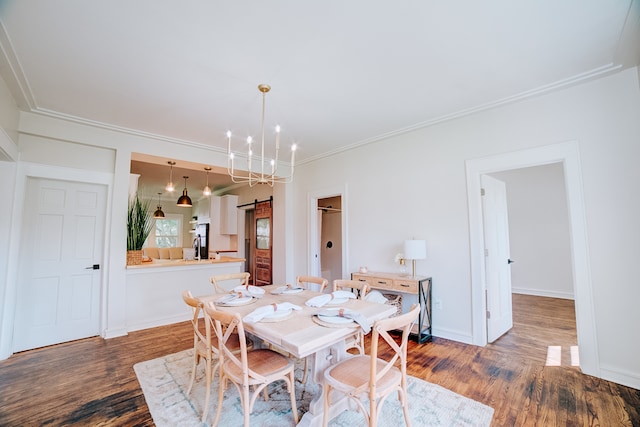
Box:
126, 256, 245, 269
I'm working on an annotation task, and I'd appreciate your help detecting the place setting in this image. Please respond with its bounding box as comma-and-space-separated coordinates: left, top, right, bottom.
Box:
311, 307, 371, 333
270, 283, 305, 295
304, 290, 356, 308
213, 291, 257, 307
243, 302, 302, 323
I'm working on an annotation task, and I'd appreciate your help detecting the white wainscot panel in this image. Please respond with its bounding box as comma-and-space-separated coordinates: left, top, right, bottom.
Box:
125, 262, 243, 332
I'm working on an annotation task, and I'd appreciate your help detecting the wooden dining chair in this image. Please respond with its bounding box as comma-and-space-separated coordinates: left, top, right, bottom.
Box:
333, 279, 369, 298
204, 302, 299, 427
296, 275, 328, 292
182, 290, 249, 422
210, 272, 250, 294
322, 304, 420, 427
333, 279, 370, 355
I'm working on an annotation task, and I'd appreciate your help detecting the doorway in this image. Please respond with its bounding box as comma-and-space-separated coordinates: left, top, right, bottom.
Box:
465, 141, 598, 376
308, 185, 347, 281
318, 196, 343, 284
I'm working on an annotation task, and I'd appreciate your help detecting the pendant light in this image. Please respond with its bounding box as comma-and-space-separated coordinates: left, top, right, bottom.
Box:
203, 167, 212, 197
176, 176, 193, 207
153, 192, 165, 218
165, 161, 176, 192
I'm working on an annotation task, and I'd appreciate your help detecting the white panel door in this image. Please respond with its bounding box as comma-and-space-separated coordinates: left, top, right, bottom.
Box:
481, 174, 513, 342
13, 178, 107, 352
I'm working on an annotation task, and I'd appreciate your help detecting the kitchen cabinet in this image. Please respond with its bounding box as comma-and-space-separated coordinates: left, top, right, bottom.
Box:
194, 198, 210, 221
219, 194, 238, 234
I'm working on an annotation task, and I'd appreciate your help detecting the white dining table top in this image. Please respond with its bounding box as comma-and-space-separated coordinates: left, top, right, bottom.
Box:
200, 284, 396, 359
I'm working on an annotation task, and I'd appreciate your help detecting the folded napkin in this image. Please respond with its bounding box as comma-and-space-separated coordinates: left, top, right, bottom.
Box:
364, 290, 388, 304
271, 284, 304, 295
305, 291, 356, 307
317, 308, 371, 334
243, 302, 302, 323
233, 285, 265, 298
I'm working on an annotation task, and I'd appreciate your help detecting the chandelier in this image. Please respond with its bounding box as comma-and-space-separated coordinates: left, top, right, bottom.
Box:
226, 84, 296, 187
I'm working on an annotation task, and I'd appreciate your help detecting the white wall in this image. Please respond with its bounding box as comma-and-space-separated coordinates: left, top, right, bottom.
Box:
1, 67, 639, 388
491, 164, 573, 299
293, 67, 640, 388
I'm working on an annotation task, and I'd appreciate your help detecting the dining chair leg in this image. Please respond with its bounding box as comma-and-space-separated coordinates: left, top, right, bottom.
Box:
212, 373, 225, 427
301, 357, 309, 383
288, 370, 299, 423
201, 360, 212, 422
399, 387, 412, 427
242, 383, 251, 427
322, 383, 331, 427
186, 353, 198, 395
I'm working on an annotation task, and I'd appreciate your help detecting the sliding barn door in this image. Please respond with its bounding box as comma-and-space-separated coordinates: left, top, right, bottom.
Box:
253, 200, 272, 286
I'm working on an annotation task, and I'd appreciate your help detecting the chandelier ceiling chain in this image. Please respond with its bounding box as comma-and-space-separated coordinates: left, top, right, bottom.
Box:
226, 84, 296, 187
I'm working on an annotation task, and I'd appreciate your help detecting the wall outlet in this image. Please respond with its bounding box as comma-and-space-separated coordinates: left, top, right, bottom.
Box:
435, 299, 443, 310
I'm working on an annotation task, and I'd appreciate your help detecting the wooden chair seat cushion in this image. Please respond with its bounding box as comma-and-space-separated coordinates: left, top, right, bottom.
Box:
324, 355, 402, 396
224, 349, 294, 379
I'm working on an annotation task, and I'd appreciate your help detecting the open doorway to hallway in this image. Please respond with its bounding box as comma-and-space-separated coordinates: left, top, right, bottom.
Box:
488, 163, 579, 366
317, 196, 342, 284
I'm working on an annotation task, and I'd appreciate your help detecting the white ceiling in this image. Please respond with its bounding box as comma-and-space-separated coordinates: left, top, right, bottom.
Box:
1, 1, 639, 196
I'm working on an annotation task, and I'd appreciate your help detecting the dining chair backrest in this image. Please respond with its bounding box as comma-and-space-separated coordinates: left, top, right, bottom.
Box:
333, 279, 369, 299
204, 302, 251, 377
210, 272, 251, 293
296, 275, 329, 293
182, 290, 210, 352
369, 304, 420, 392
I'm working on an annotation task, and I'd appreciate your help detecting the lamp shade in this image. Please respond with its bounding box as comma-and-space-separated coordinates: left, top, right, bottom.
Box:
404, 239, 426, 260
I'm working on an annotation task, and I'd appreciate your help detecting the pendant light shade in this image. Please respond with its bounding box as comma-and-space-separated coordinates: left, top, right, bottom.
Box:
177, 176, 192, 207
153, 192, 165, 218
166, 161, 176, 192
203, 167, 212, 197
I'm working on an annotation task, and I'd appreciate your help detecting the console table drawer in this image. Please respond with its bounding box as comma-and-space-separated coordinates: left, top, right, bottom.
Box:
393, 279, 418, 294
352, 273, 418, 294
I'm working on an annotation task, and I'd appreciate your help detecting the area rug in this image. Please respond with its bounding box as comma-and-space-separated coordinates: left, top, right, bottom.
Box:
134, 349, 493, 426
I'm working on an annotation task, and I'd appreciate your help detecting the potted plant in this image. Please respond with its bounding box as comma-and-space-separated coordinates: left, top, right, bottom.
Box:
127, 195, 153, 265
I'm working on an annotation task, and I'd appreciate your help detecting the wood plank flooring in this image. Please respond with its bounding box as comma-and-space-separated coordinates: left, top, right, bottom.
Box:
0, 294, 638, 426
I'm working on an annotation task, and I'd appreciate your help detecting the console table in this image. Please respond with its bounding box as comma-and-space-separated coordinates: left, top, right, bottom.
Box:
351, 271, 432, 343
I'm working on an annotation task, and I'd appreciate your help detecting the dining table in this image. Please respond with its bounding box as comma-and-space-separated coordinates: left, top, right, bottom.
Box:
200, 283, 397, 427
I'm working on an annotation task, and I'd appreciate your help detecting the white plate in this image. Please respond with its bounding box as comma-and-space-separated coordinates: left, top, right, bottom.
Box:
324, 297, 350, 306
318, 309, 354, 325
271, 286, 304, 294
234, 285, 265, 297
263, 308, 293, 320
217, 296, 253, 306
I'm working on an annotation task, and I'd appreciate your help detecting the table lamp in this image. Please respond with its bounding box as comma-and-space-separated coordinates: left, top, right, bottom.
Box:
404, 239, 426, 277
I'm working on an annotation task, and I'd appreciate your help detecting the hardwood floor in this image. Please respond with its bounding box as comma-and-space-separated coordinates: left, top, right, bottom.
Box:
0, 294, 638, 426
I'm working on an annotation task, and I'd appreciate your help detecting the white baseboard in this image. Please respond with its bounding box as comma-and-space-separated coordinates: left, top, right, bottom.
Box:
600, 364, 640, 390
512, 287, 574, 300
103, 327, 128, 339
126, 313, 190, 333
432, 327, 474, 345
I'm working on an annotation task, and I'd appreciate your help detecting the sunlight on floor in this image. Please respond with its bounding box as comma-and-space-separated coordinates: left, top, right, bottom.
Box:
545, 346, 562, 366
545, 345, 580, 367
571, 345, 580, 366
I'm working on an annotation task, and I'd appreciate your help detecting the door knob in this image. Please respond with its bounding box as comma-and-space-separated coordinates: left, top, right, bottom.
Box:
507, 259, 515, 264
85, 264, 100, 270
